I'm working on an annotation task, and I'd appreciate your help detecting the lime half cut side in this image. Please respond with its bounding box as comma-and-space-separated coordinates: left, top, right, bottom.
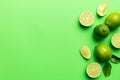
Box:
97, 2, 108, 16
80, 45, 91, 59
111, 33, 120, 48
86, 62, 102, 78
79, 11, 95, 27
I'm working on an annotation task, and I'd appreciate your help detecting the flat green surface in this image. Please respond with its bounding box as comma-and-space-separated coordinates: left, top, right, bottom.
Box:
0, 0, 120, 80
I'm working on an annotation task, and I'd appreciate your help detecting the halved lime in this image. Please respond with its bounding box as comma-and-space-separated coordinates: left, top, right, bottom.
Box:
86, 62, 102, 78
79, 11, 95, 27
111, 33, 120, 48
80, 45, 91, 59
97, 2, 108, 16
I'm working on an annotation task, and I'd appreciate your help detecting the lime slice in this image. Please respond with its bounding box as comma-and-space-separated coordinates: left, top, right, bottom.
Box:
111, 33, 120, 48
80, 45, 91, 59
86, 62, 102, 78
97, 2, 108, 16
79, 11, 95, 27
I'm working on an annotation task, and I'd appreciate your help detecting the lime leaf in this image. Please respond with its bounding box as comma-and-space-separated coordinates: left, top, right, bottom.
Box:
110, 55, 120, 64
103, 62, 112, 77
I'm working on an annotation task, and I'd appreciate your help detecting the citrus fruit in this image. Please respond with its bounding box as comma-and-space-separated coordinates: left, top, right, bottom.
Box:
97, 2, 108, 16
105, 12, 120, 30
79, 11, 95, 27
94, 44, 112, 61
111, 33, 120, 48
94, 24, 110, 40
86, 62, 102, 78
80, 45, 91, 59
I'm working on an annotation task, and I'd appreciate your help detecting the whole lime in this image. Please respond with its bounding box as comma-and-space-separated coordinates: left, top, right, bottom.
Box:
94, 44, 112, 61
105, 12, 120, 30
94, 24, 110, 40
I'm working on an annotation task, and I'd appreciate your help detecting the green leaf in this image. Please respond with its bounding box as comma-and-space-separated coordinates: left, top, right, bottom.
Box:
103, 62, 112, 77
110, 55, 120, 64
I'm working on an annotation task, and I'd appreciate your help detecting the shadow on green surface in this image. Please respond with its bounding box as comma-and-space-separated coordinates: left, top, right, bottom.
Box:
96, 11, 103, 18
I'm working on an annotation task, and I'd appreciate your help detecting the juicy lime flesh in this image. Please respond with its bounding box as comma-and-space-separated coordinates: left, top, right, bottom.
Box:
79, 11, 95, 27
111, 33, 120, 48
97, 2, 108, 16
86, 62, 102, 78
94, 24, 110, 40
95, 44, 112, 61
80, 45, 91, 59
105, 12, 120, 30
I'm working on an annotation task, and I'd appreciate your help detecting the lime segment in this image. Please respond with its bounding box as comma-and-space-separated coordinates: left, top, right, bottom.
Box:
86, 62, 102, 78
97, 2, 108, 16
111, 33, 120, 48
79, 11, 95, 27
80, 45, 91, 59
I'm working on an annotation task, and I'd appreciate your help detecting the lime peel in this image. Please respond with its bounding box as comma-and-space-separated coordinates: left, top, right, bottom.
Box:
95, 44, 112, 61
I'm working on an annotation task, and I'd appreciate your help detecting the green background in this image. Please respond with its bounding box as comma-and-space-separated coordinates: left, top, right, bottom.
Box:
0, 0, 120, 80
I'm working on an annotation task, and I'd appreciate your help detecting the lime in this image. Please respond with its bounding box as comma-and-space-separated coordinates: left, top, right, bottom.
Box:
86, 62, 102, 78
94, 24, 110, 40
94, 44, 112, 61
79, 11, 95, 27
111, 33, 120, 48
97, 2, 108, 16
80, 45, 91, 59
105, 12, 120, 30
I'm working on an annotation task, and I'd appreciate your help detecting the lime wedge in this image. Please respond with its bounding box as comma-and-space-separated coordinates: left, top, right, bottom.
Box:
80, 45, 91, 59
79, 11, 95, 27
97, 2, 108, 16
111, 33, 120, 48
86, 62, 102, 78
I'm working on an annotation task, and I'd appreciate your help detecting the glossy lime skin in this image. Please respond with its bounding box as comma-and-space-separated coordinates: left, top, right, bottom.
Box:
94, 44, 112, 61
105, 12, 120, 30
94, 24, 110, 40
